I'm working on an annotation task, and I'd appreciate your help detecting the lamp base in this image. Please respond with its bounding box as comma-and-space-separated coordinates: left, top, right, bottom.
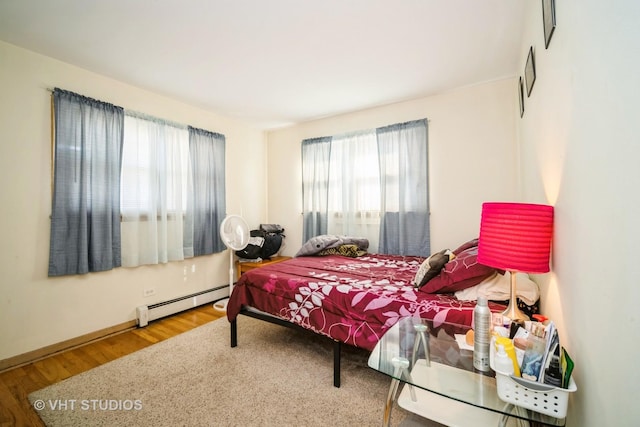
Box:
501, 301, 529, 323
501, 271, 530, 323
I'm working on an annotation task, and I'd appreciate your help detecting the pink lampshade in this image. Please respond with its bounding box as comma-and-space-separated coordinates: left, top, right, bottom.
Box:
477, 202, 554, 273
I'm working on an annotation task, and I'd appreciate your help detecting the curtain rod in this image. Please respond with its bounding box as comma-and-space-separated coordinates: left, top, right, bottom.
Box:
45, 87, 431, 126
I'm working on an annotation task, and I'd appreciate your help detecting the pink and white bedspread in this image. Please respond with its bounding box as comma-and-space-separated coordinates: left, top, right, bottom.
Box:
227, 254, 507, 351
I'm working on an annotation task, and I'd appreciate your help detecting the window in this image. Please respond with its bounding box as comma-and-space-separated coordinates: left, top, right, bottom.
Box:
301, 119, 429, 256
120, 115, 190, 219
49, 88, 226, 275
119, 113, 191, 267
326, 130, 382, 251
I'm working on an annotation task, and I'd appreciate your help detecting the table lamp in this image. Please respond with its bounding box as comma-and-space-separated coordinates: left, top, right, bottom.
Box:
477, 202, 554, 322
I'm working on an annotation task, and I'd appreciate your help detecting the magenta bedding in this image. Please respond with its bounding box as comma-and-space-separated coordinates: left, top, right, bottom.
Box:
227, 254, 507, 351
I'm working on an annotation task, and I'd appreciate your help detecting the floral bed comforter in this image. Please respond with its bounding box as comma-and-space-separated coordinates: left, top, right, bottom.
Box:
227, 254, 506, 351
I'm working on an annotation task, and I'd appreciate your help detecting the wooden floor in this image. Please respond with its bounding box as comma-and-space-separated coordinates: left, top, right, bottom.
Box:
0, 305, 223, 427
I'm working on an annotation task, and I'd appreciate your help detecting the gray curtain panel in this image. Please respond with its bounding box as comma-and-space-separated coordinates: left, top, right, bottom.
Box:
301, 137, 332, 243
48, 89, 124, 276
187, 126, 226, 256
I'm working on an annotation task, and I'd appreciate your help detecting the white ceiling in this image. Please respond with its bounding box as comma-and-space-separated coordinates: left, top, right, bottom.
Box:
0, 0, 525, 129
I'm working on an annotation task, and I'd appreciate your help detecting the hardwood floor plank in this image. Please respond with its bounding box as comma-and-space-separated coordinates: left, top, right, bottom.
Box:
0, 380, 21, 427
128, 327, 167, 344
0, 305, 222, 427
32, 355, 74, 384
22, 365, 53, 394
59, 348, 101, 373
73, 345, 112, 368
141, 322, 184, 340
0, 366, 26, 388
0, 371, 45, 427
130, 328, 162, 344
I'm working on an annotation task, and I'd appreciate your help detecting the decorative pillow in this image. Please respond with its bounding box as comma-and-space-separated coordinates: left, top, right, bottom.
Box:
295, 235, 369, 257
295, 235, 342, 257
418, 244, 497, 294
413, 249, 454, 288
452, 238, 479, 255
318, 244, 367, 258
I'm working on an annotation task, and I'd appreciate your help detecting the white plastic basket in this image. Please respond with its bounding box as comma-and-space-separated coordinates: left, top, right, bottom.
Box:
495, 372, 577, 418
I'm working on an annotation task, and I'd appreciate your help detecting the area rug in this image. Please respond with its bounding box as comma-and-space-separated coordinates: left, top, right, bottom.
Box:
29, 315, 426, 426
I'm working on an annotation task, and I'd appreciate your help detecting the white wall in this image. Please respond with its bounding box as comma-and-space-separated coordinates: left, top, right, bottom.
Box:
518, 1, 640, 425
267, 1, 640, 420
266, 78, 518, 256
0, 41, 267, 361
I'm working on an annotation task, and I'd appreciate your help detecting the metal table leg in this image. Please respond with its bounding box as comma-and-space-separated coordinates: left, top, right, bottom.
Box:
498, 402, 531, 427
412, 323, 430, 367
382, 357, 411, 427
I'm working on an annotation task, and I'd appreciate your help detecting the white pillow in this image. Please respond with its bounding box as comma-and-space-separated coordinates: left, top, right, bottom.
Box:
454, 272, 540, 305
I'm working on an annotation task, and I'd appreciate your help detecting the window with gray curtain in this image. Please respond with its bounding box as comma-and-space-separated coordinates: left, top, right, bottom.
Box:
300, 119, 429, 256
48, 89, 124, 276
48, 89, 226, 275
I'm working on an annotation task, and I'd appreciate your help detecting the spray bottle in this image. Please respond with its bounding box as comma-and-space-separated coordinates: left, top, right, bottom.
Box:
473, 296, 491, 372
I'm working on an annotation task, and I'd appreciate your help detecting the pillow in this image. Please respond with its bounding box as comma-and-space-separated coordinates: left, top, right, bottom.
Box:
452, 238, 479, 255
318, 244, 367, 258
413, 249, 454, 288
295, 235, 342, 257
418, 244, 497, 294
295, 235, 369, 257
454, 272, 540, 306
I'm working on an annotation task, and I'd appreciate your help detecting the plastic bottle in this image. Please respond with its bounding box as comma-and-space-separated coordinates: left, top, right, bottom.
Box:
473, 296, 491, 372
543, 355, 563, 387
493, 343, 514, 375
520, 323, 547, 381
495, 336, 521, 377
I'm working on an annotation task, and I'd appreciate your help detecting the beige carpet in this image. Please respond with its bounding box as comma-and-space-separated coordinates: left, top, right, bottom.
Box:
28, 315, 436, 427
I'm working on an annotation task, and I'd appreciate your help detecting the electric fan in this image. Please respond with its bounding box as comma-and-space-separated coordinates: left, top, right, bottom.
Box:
213, 214, 250, 312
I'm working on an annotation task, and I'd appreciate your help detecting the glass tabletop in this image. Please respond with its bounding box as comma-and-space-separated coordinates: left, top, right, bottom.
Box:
367, 317, 566, 426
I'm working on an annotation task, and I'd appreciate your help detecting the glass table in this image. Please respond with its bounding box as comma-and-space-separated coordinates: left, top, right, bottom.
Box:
368, 317, 568, 427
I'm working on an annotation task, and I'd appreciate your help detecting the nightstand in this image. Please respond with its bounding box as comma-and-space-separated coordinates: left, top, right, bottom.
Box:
368, 317, 571, 427
236, 256, 292, 280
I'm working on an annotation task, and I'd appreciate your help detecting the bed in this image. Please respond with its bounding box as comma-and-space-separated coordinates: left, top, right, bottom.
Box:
226, 237, 539, 387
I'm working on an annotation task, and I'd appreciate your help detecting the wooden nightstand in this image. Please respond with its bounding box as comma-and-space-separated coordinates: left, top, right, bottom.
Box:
236, 256, 292, 280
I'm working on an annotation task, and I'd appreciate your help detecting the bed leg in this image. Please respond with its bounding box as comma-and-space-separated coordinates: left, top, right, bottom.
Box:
230, 319, 237, 348
333, 340, 341, 388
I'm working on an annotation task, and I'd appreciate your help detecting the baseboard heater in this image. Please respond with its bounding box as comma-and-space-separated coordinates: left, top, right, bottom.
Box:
136, 286, 227, 327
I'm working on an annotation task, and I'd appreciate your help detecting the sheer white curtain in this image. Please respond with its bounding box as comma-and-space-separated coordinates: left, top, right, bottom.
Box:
120, 112, 190, 267
327, 130, 381, 252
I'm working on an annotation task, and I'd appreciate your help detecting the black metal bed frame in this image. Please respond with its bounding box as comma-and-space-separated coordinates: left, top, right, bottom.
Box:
230, 307, 344, 388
